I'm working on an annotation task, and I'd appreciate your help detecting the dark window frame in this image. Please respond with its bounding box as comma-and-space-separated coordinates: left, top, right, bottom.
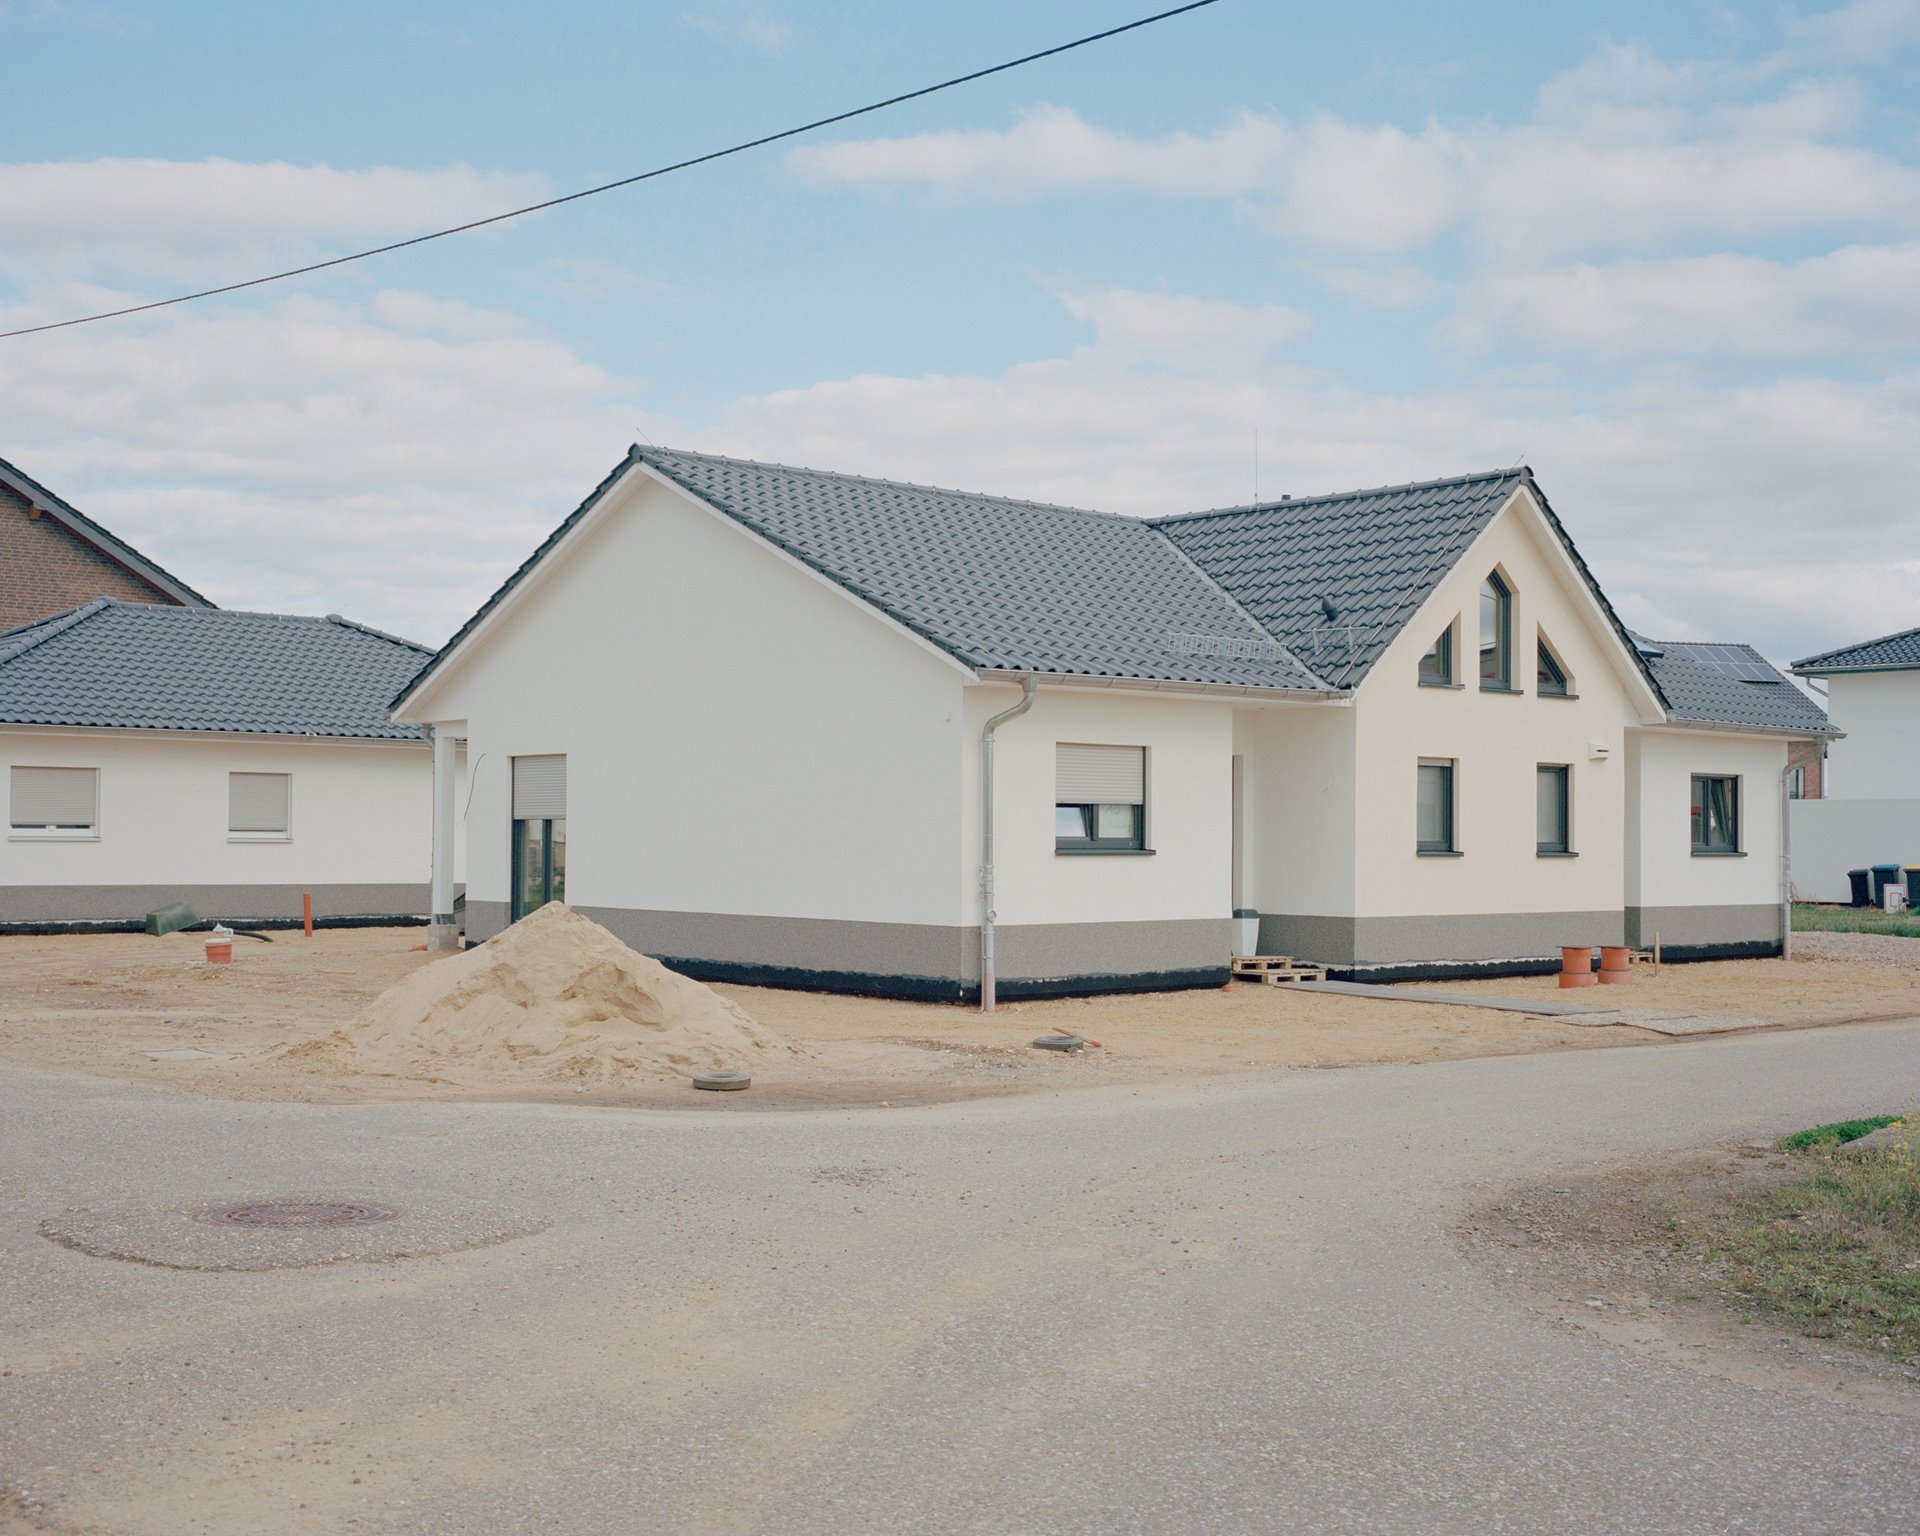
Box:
1418, 622, 1455, 687
1417, 758, 1457, 854
1536, 635, 1571, 698
511, 815, 568, 918
1055, 801, 1147, 853
1536, 764, 1571, 855
1690, 774, 1740, 855
1479, 572, 1513, 691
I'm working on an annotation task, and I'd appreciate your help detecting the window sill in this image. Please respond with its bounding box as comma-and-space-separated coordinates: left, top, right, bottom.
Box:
1691, 849, 1747, 858
1056, 846, 1156, 857
1417, 849, 1464, 858
228, 834, 293, 844
1537, 850, 1578, 858
1418, 681, 1463, 691
1539, 691, 1580, 701
9, 831, 99, 842
1478, 684, 1524, 696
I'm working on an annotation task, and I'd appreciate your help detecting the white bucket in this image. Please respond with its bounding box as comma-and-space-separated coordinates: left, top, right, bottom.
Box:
1233, 911, 1261, 958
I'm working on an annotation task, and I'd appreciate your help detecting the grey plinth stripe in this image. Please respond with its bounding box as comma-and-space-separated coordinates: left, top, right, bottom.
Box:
1262, 909, 1624, 967
986, 917, 1231, 984
1626, 904, 1783, 948
0, 883, 430, 925
578, 906, 974, 986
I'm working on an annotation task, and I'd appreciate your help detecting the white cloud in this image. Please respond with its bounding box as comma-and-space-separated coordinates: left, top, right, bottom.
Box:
681, 3, 791, 53
524, 258, 674, 303
1056, 286, 1310, 372
1788, 0, 1920, 61
789, 105, 1293, 200
788, 70, 1920, 262
1447, 243, 1920, 361
696, 293, 1919, 659
1312, 264, 1440, 310
0, 288, 640, 643
0, 159, 547, 284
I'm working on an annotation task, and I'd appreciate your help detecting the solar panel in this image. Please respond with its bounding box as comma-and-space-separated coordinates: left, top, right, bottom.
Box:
1672, 642, 1781, 683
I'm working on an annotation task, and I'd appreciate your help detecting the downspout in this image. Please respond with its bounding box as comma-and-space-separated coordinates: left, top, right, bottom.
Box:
1780, 756, 1796, 962
979, 675, 1037, 1013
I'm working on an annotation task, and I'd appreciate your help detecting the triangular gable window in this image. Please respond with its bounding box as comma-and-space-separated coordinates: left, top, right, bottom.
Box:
1537, 635, 1571, 697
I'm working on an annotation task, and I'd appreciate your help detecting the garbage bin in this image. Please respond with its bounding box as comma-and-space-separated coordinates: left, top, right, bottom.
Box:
1871, 864, 1904, 907
1907, 868, 1920, 906
1849, 869, 1872, 907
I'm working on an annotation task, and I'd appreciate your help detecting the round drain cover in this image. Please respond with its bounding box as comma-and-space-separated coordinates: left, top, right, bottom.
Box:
192, 1199, 401, 1230
692, 1071, 751, 1092
1032, 1034, 1085, 1052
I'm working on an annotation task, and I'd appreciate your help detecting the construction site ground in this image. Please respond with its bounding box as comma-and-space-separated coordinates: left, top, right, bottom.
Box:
0, 927, 1914, 1110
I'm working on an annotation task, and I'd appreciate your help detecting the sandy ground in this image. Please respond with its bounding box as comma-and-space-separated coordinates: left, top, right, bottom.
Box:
1428, 948, 1920, 1027
0, 927, 1912, 1110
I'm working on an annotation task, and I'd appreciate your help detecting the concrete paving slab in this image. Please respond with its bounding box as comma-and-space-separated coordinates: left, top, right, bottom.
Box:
1292, 978, 1615, 1016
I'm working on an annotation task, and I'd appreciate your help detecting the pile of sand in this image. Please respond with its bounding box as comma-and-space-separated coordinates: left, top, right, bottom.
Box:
289, 903, 794, 1083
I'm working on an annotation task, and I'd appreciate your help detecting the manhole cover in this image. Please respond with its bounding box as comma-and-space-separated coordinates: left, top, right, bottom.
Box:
191, 1199, 401, 1230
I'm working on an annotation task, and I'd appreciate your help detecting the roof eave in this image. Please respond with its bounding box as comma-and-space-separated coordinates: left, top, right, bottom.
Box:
1644, 717, 1842, 741
1791, 661, 1920, 677
974, 667, 1349, 702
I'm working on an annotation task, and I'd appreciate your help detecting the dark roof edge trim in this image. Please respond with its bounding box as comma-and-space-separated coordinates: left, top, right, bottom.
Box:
0, 597, 112, 667
390, 448, 645, 714
0, 457, 215, 609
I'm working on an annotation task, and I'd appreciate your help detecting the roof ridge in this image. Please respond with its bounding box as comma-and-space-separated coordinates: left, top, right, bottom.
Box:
1794, 621, 1920, 669
1151, 466, 1530, 526
633, 443, 1137, 525
52, 598, 429, 650
0, 597, 112, 667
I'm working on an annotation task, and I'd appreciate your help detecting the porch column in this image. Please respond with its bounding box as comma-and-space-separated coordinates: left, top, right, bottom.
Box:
428, 724, 460, 950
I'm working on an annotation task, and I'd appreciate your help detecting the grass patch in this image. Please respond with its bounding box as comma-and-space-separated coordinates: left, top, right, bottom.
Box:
1777, 1116, 1904, 1151
1681, 1121, 1920, 1371
1792, 901, 1920, 938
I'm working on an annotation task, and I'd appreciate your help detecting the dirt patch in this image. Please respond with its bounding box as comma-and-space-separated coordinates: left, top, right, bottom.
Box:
0, 928, 1912, 1111
1460, 1148, 1920, 1414
1426, 952, 1920, 1027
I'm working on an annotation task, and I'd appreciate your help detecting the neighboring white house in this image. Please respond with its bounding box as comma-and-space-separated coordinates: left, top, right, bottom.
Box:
391, 446, 1831, 999
1787, 625, 1920, 902
2, 599, 450, 929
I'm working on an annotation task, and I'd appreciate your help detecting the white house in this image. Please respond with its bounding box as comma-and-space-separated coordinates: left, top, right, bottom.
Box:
392, 447, 1830, 1000
2, 599, 450, 930
1787, 625, 1920, 902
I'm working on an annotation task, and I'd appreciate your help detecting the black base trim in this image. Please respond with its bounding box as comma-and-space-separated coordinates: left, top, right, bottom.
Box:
0, 913, 429, 937
654, 954, 1231, 1006
1657, 940, 1783, 962
1330, 957, 1565, 984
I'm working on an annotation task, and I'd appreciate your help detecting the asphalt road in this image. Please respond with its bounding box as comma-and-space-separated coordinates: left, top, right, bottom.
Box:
5, 1021, 1920, 1535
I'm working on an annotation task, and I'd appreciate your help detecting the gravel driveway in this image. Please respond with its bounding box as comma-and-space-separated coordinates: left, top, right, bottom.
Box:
1792, 929, 1920, 966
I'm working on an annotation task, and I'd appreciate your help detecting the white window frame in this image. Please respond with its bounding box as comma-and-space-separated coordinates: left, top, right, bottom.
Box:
227, 771, 293, 843
8, 765, 100, 841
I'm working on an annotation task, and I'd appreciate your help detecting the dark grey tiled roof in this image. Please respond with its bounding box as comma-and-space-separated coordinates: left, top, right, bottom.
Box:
1793, 625, 1920, 675
0, 453, 214, 608
1151, 470, 1533, 684
632, 448, 1334, 690
0, 599, 430, 739
1639, 640, 1833, 735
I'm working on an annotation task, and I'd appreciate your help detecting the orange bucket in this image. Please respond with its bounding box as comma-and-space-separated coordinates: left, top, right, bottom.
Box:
1558, 970, 1598, 989
204, 937, 233, 965
1560, 946, 1593, 974
1598, 945, 1632, 984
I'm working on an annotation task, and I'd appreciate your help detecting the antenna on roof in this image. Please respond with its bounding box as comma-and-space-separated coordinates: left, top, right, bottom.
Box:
1253, 427, 1259, 507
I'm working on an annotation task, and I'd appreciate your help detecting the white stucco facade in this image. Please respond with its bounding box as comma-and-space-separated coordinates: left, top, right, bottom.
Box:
1820, 671, 1920, 799
1, 727, 439, 925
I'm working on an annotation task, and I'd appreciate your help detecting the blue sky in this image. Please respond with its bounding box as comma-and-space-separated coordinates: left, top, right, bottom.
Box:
2, 0, 1917, 660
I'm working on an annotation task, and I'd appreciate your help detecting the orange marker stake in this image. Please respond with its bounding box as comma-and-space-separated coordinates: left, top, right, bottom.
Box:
302, 892, 313, 938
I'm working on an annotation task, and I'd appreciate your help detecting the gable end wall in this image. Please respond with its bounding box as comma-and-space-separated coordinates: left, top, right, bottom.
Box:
0, 483, 180, 629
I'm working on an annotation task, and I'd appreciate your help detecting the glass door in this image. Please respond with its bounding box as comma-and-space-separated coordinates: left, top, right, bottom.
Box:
511, 817, 567, 919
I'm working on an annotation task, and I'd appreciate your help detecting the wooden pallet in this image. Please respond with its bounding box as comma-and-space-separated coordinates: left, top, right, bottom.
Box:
1232, 955, 1328, 985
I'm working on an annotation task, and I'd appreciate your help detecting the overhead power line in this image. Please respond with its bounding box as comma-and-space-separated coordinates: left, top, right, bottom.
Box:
1, 1, 1222, 341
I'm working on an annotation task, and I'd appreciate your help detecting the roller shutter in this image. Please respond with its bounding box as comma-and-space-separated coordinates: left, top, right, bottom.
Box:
1055, 745, 1145, 804
512, 754, 567, 819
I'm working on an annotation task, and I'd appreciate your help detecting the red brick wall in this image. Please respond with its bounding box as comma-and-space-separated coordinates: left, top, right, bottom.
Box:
0, 481, 182, 630
1787, 737, 1824, 800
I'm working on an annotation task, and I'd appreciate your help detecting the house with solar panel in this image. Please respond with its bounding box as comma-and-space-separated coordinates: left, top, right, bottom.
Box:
2, 600, 452, 930
391, 446, 1832, 999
